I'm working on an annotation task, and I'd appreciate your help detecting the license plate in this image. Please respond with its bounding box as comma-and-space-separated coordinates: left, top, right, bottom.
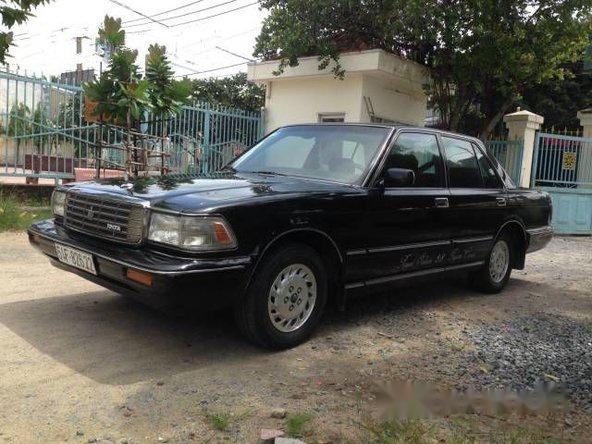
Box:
54, 243, 97, 275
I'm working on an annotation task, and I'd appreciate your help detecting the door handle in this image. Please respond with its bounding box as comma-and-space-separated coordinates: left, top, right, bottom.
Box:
496, 197, 507, 207
434, 197, 449, 208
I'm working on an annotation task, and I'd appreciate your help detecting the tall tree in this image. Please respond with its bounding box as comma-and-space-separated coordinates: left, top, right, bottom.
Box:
519, 60, 592, 130
255, 0, 592, 139
0, 0, 51, 63
191, 72, 265, 112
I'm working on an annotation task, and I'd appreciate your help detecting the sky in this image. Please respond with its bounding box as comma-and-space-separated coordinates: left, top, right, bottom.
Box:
8, 0, 267, 79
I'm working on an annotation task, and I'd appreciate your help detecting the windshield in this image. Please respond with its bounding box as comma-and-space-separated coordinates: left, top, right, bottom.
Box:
231, 125, 391, 184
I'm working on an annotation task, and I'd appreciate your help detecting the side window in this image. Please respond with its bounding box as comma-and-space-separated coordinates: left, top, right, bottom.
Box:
442, 137, 483, 188
383, 132, 444, 187
473, 143, 502, 188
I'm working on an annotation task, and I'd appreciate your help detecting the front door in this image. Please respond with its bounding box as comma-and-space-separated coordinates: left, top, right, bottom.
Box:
347, 131, 451, 284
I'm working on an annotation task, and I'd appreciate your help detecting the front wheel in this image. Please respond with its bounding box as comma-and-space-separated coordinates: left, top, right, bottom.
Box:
235, 243, 328, 349
471, 234, 513, 293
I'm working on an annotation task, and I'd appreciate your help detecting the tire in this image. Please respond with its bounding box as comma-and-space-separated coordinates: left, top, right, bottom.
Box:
235, 243, 328, 349
471, 233, 513, 294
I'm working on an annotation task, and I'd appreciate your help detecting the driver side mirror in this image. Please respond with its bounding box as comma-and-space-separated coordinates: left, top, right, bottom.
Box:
383, 168, 415, 188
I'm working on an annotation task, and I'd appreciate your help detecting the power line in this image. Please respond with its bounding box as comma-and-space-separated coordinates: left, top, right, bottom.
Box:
107, 0, 170, 28
178, 26, 259, 52
173, 61, 247, 77
123, 0, 207, 24
126, 28, 152, 35
124, 0, 243, 29
169, 2, 259, 28
215, 46, 254, 62
14, 26, 71, 42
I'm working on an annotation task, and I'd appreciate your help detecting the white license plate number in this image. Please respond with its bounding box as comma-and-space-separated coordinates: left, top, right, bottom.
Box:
54, 243, 97, 275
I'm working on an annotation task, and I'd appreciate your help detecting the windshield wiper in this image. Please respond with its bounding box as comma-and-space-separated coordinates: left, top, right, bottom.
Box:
247, 170, 288, 176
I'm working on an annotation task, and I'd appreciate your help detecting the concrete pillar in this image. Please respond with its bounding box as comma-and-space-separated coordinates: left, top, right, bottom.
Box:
576, 108, 592, 187
503, 108, 544, 188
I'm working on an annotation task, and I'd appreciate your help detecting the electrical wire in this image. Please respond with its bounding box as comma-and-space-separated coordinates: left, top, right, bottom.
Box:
124, 0, 243, 29
215, 46, 254, 61
107, 0, 170, 27
123, 0, 207, 24
169, 2, 259, 28
173, 60, 247, 77
180, 26, 258, 52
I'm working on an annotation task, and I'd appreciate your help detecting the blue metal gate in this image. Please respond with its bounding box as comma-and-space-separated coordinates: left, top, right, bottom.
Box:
533, 132, 592, 234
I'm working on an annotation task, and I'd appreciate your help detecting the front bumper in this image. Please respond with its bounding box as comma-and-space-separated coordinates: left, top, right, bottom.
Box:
526, 225, 554, 254
28, 219, 253, 308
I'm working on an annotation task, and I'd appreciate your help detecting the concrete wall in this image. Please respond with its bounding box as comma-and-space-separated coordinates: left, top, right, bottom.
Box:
262, 72, 427, 133
360, 74, 427, 125
0, 137, 76, 166
263, 74, 365, 132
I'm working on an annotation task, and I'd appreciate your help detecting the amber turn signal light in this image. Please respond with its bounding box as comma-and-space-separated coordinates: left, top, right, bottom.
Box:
126, 268, 153, 287
213, 221, 233, 245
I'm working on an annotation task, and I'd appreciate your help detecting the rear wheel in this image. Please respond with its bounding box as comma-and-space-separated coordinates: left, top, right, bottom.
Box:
235, 243, 327, 349
471, 233, 513, 293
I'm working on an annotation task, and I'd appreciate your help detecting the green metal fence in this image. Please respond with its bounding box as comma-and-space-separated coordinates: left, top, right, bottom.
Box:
485, 139, 524, 185
0, 69, 265, 183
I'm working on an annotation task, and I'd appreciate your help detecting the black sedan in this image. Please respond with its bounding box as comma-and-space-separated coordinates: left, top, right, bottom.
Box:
28, 124, 553, 349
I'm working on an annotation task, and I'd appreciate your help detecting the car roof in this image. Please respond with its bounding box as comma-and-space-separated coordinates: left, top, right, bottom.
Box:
280, 123, 483, 145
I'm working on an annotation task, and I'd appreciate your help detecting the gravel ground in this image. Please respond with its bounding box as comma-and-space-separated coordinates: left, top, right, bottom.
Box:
0, 232, 591, 442
463, 313, 592, 409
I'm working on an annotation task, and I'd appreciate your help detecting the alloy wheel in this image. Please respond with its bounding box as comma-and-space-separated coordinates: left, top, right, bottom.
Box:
267, 263, 317, 333
489, 240, 510, 283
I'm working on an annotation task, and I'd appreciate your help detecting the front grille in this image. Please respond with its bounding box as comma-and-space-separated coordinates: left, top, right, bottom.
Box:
64, 192, 145, 245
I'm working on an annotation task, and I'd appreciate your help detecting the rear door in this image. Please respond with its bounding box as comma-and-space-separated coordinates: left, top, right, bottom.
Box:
440, 136, 507, 265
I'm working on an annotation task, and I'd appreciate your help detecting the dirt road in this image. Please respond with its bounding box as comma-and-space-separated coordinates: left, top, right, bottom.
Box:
0, 232, 591, 442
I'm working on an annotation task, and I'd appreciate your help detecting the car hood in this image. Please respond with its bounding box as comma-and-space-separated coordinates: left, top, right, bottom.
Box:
65, 172, 358, 212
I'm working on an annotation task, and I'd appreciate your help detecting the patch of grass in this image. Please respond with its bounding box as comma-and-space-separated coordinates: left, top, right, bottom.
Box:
0, 195, 51, 232
488, 428, 561, 444
285, 412, 313, 438
203, 409, 251, 433
445, 417, 561, 444
360, 418, 434, 444
205, 411, 232, 432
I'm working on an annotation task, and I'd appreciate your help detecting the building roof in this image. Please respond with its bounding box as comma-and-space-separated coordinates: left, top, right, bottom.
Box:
247, 49, 428, 85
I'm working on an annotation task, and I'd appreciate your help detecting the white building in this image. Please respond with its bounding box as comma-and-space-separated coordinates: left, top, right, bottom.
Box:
247, 49, 429, 134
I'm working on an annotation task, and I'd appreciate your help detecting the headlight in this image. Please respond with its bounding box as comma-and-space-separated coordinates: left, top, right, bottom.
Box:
148, 213, 237, 251
51, 190, 66, 217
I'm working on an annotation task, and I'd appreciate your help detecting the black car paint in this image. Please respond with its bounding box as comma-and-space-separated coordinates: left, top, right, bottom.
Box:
28, 124, 553, 308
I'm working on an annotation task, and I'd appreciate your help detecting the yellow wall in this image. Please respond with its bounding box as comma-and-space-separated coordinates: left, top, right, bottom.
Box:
264, 74, 365, 132
360, 74, 426, 125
